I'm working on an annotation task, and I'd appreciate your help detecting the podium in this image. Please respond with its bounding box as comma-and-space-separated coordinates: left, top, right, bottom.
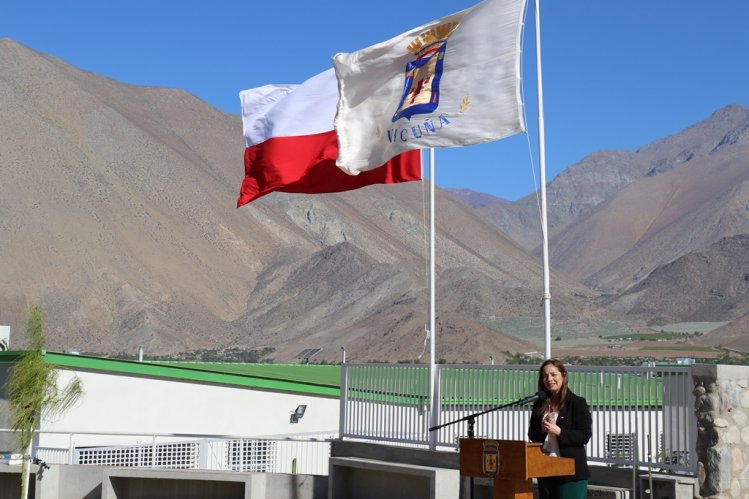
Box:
459, 439, 575, 499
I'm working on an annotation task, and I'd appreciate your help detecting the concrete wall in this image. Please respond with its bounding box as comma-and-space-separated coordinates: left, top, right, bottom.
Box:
0, 465, 328, 499
693, 364, 749, 498
0, 364, 339, 451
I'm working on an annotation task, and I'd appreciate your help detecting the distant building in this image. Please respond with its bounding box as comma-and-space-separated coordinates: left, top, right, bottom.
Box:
641, 358, 696, 367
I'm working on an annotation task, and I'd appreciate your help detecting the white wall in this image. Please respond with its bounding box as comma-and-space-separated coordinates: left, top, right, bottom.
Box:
39, 369, 339, 448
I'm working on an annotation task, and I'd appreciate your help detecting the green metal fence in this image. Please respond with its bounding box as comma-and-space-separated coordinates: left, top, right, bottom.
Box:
340, 363, 696, 475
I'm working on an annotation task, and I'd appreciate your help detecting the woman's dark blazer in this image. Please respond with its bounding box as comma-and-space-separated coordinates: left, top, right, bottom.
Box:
528, 390, 592, 481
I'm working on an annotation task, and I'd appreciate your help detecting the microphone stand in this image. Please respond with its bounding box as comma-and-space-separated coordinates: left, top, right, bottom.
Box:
428, 393, 543, 499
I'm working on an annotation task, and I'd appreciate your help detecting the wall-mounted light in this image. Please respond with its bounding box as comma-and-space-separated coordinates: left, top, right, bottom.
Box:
290, 404, 307, 423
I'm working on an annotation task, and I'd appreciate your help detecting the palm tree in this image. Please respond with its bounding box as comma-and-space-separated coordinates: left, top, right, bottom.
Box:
5, 305, 83, 499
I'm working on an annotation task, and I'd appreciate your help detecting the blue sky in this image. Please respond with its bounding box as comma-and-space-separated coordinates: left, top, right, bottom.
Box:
4, 1, 748, 201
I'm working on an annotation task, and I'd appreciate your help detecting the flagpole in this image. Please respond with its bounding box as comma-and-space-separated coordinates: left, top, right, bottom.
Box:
428, 148, 438, 449
535, 0, 552, 360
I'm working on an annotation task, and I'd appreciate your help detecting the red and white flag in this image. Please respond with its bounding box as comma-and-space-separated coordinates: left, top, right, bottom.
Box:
237, 69, 422, 207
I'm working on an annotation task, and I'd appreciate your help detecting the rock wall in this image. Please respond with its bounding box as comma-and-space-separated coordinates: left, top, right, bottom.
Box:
693, 364, 749, 498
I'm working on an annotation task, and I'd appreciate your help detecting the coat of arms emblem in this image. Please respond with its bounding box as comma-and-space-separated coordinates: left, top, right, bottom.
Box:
392, 22, 460, 122
482, 440, 499, 476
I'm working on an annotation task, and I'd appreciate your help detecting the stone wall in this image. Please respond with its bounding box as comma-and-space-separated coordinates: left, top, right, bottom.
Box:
693, 364, 749, 498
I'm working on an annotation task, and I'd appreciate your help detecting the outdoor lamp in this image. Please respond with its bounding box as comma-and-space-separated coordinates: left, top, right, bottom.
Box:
290, 404, 307, 423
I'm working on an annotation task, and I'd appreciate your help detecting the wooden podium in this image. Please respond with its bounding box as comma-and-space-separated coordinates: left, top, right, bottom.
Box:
459, 439, 575, 499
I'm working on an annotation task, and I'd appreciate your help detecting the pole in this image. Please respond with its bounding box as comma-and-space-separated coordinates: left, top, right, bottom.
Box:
535, 0, 552, 360
22, 441, 31, 499
428, 148, 438, 449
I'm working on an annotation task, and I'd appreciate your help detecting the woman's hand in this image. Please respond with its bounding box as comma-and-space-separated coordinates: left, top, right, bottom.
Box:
542, 418, 561, 436
542, 412, 561, 436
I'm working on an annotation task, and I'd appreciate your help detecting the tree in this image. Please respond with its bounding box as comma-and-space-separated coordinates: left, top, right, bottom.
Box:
5, 305, 83, 499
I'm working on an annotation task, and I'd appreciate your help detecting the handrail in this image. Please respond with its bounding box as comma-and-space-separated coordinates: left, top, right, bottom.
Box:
340, 363, 697, 475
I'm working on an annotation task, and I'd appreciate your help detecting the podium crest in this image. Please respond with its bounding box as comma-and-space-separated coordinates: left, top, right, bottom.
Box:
481, 440, 499, 477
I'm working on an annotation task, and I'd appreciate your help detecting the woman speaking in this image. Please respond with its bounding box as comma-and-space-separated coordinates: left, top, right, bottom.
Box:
528, 359, 592, 499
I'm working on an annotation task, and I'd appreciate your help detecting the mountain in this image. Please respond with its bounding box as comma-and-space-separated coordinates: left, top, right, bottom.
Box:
477, 149, 643, 250
603, 234, 749, 324
697, 313, 749, 353
0, 39, 581, 363
444, 189, 504, 209
4, 37, 745, 364
554, 106, 749, 291
474, 104, 749, 292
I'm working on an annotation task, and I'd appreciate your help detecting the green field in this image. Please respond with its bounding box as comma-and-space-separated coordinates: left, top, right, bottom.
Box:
601, 332, 692, 341
479, 317, 728, 352
659, 322, 729, 333
640, 345, 716, 352
478, 316, 641, 347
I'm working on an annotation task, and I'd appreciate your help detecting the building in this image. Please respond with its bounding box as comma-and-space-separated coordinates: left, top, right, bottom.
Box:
0, 352, 340, 455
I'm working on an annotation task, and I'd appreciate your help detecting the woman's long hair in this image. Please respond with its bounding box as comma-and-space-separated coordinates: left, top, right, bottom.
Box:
534, 358, 569, 415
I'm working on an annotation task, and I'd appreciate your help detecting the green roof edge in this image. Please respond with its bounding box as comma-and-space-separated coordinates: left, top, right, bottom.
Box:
0, 351, 339, 398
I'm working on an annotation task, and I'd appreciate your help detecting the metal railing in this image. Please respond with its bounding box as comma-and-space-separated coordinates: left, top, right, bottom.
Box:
2, 430, 335, 476
4, 364, 697, 477
340, 363, 697, 474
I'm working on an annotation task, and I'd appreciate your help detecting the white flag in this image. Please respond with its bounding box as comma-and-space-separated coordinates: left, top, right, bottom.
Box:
333, 0, 527, 174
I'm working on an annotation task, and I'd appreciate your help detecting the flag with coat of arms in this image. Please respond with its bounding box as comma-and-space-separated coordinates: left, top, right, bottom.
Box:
333, 0, 528, 174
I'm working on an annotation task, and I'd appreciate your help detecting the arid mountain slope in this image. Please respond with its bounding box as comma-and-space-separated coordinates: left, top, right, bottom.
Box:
478, 150, 643, 250
554, 107, 749, 290
444, 189, 504, 209
603, 234, 749, 324
5, 37, 743, 363
698, 313, 749, 353
474, 105, 749, 291
0, 39, 574, 362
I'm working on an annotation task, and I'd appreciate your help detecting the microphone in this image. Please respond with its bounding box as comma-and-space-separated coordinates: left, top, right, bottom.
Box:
518, 391, 547, 405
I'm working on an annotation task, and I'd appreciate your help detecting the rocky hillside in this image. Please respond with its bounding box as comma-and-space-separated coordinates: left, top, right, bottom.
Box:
2, 37, 745, 363
475, 104, 749, 292
603, 234, 749, 324
0, 38, 582, 363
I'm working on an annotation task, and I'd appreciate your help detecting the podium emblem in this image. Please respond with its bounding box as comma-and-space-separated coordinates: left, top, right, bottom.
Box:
481, 441, 499, 476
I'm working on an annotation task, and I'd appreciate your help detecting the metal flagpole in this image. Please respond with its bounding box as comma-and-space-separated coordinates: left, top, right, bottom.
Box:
535, 0, 552, 360
428, 147, 438, 449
